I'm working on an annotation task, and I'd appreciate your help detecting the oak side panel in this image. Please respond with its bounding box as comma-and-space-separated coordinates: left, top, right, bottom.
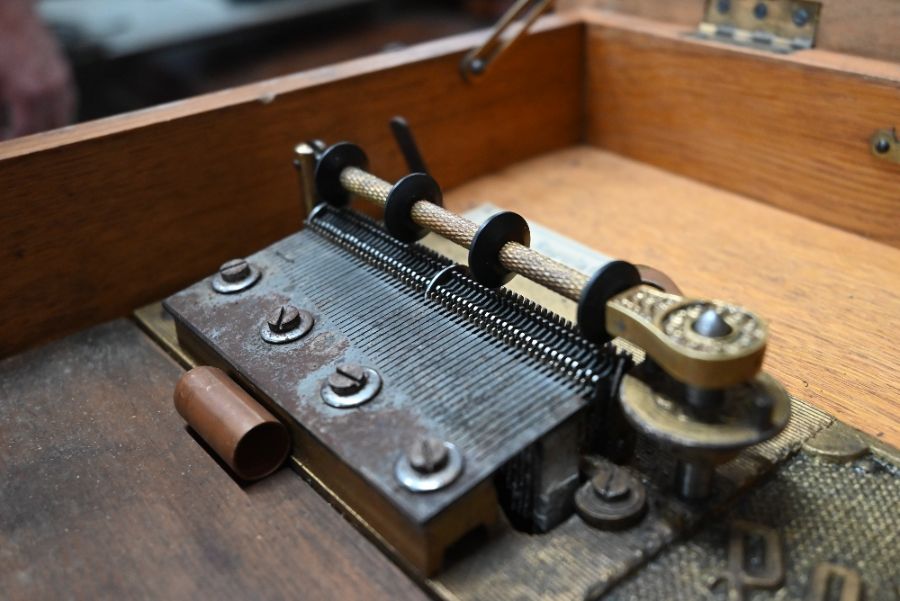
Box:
582, 13, 900, 247
446, 147, 900, 448
0, 320, 426, 601
559, 0, 900, 62
0, 17, 583, 357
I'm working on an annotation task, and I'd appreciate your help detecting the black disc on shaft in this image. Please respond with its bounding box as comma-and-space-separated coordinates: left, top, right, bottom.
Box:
468, 211, 530, 288
577, 260, 642, 343
314, 142, 368, 207
384, 173, 443, 242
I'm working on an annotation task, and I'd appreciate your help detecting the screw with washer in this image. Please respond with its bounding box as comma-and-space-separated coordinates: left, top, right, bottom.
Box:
575, 463, 647, 530
212, 257, 260, 294
396, 435, 464, 493
407, 436, 450, 474
321, 364, 382, 408
260, 304, 313, 344
220, 258, 251, 283
268, 305, 302, 334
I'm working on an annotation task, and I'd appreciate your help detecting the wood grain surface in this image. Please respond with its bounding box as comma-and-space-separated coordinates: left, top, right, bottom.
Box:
0, 16, 583, 358
0, 320, 425, 601
582, 12, 900, 248
445, 146, 900, 448
559, 0, 900, 62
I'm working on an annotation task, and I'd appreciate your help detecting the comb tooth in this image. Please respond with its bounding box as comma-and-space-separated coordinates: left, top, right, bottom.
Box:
306, 206, 612, 392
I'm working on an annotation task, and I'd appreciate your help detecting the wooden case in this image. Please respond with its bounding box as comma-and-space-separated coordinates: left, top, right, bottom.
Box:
1, 3, 899, 598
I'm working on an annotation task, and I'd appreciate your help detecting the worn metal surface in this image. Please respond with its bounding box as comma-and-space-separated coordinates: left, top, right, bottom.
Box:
165, 205, 609, 573
603, 447, 900, 601
158, 203, 897, 598
435, 397, 832, 600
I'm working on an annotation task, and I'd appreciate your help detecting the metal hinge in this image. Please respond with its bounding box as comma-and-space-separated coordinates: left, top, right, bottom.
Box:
695, 0, 821, 53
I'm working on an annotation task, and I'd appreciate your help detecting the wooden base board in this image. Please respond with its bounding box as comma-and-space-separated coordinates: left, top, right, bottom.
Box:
445, 145, 900, 448
0, 320, 425, 601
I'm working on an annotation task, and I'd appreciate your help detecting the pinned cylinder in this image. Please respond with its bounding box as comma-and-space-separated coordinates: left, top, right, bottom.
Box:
174, 366, 290, 480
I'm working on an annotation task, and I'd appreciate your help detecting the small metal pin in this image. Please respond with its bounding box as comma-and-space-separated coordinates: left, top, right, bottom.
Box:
294, 142, 318, 217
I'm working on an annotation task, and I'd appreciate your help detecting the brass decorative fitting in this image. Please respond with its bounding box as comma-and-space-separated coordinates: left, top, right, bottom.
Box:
606, 285, 768, 389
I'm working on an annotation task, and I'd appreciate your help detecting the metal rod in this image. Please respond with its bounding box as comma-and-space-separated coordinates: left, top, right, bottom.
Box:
390, 116, 429, 174
338, 166, 589, 301
460, 0, 554, 79
294, 142, 318, 217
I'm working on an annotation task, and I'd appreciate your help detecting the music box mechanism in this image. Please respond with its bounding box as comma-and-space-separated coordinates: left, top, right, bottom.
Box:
161, 118, 804, 582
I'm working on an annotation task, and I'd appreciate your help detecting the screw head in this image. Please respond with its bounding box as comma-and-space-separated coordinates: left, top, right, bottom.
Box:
407, 437, 450, 474
575, 463, 647, 530
395, 439, 463, 492
875, 138, 892, 154
327, 364, 367, 396
468, 58, 485, 75
716, 0, 731, 14
592, 466, 631, 502
219, 258, 251, 283
753, 2, 768, 19
792, 7, 810, 26
267, 305, 301, 334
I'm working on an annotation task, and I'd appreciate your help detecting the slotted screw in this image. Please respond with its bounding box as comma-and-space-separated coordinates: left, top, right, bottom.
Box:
327, 364, 368, 396
219, 258, 251, 283
267, 305, 301, 334
407, 436, 449, 474
592, 465, 631, 502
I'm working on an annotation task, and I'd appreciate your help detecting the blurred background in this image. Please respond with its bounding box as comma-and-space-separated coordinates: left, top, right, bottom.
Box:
1, 0, 514, 139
